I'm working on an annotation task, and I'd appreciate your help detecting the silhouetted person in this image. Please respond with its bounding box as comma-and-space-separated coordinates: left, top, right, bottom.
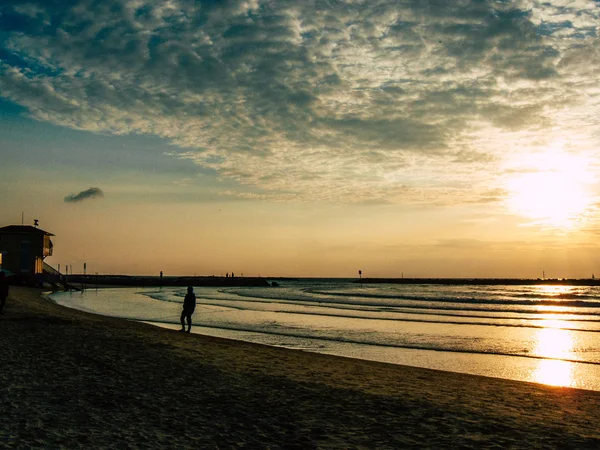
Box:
0, 272, 9, 314
180, 286, 196, 333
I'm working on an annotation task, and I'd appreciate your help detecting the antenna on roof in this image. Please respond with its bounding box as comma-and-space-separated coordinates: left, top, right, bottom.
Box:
34, 219, 39, 228
21, 212, 24, 226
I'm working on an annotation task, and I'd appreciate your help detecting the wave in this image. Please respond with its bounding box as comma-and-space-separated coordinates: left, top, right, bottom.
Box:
205, 299, 600, 322
142, 319, 600, 366
513, 293, 597, 300
137, 290, 183, 304
225, 289, 600, 317
131, 291, 600, 332
141, 289, 242, 304
188, 301, 600, 332
308, 289, 600, 308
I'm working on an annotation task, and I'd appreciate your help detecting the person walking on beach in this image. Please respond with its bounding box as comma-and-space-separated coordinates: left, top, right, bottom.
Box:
0, 272, 9, 314
180, 286, 196, 333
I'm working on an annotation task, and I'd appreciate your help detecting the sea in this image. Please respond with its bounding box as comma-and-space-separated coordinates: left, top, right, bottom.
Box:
49, 279, 600, 391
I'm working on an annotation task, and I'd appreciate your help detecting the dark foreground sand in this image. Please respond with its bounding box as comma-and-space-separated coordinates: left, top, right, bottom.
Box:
1, 287, 599, 449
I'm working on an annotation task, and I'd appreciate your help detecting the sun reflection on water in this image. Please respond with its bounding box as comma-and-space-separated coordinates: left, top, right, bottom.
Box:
533, 359, 574, 387
528, 285, 579, 314
536, 285, 573, 297
531, 324, 576, 387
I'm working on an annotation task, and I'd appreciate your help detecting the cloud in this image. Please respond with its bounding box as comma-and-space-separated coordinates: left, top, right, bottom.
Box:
64, 187, 104, 203
1, 0, 599, 203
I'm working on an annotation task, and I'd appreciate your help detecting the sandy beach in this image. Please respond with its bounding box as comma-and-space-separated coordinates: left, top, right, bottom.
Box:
1, 287, 599, 449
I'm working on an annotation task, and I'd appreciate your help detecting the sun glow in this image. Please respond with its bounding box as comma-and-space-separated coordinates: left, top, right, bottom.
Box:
506, 147, 595, 229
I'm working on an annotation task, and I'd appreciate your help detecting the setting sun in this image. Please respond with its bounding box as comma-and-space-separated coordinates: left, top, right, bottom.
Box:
506, 147, 595, 229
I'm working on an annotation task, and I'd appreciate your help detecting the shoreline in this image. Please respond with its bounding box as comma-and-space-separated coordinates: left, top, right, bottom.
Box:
141, 319, 600, 392
2, 286, 600, 448
49, 286, 600, 392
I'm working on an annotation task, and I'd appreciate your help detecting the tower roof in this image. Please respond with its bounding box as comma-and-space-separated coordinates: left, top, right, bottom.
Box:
0, 225, 54, 236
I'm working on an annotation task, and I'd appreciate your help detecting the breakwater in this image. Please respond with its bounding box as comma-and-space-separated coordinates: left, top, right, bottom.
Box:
66, 275, 271, 287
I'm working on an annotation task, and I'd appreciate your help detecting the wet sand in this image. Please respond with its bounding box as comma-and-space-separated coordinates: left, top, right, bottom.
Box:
1, 286, 599, 448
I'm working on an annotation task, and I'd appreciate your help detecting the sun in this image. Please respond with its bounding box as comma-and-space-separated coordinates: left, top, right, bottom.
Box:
505, 147, 594, 229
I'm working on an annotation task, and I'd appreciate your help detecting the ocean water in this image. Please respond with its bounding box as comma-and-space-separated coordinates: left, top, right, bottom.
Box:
50, 279, 600, 391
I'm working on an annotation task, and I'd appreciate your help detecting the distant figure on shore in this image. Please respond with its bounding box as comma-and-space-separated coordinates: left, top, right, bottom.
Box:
0, 272, 8, 314
180, 286, 196, 333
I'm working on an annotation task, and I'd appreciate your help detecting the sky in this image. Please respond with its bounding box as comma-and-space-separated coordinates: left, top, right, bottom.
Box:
1, 0, 600, 278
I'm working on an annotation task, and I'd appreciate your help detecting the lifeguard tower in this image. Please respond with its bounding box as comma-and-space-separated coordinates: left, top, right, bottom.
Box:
0, 222, 54, 282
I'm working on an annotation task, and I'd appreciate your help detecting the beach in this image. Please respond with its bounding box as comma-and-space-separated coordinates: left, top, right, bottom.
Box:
1, 287, 599, 448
